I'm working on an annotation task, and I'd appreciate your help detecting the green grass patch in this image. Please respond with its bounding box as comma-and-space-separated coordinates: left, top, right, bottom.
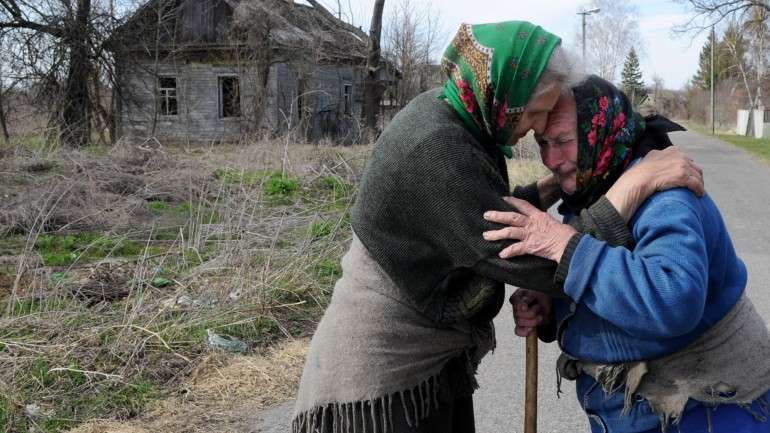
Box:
35, 233, 146, 266
213, 168, 267, 188
9, 134, 51, 153
6, 299, 49, 316
678, 121, 770, 162
3, 356, 158, 432
0, 394, 22, 433
309, 220, 336, 240
149, 227, 181, 241
79, 380, 157, 420
147, 200, 170, 214
312, 176, 353, 209
175, 201, 221, 224
264, 172, 299, 198
0, 328, 165, 430
317, 176, 352, 198
166, 245, 216, 272
215, 169, 301, 203
314, 259, 341, 281
717, 134, 770, 162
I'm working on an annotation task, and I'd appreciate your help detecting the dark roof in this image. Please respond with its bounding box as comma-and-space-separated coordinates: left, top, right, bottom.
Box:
111, 0, 369, 62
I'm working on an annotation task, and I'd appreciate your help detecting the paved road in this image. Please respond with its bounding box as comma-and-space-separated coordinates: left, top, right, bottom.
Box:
474, 130, 770, 433
256, 130, 770, 432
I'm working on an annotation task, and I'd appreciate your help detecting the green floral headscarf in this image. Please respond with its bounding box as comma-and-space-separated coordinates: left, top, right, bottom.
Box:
440, 21, 561, 157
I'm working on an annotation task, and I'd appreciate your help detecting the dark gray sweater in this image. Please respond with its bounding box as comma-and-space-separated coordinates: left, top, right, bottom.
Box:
351, 89, 632, 325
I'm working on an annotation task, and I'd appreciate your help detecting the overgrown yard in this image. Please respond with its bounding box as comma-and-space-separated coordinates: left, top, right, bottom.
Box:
0, 138, 367, 432
0, 137, 545, 433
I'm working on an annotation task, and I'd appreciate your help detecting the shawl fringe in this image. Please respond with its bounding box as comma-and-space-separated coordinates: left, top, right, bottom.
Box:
292, 374, 446, 433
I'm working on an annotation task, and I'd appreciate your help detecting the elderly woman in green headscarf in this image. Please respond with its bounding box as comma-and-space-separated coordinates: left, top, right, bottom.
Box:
291, 21, 703, 433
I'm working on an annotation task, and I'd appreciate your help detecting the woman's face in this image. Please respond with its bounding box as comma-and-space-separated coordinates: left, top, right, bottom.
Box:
535, 94, 578, 194
509, 83, 562, 144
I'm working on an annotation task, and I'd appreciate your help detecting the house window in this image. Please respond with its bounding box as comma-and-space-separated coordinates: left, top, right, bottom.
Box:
343, 84, 352, 115
158, 77, 178, 116
219, 76, 241, 118
297, 93, 304, 119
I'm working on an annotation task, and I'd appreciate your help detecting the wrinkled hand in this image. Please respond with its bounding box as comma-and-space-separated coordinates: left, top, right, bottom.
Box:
511, 289, 552, 337
483, 197, 577, 262
607, 147, 705, 222
635, 147, 704, 196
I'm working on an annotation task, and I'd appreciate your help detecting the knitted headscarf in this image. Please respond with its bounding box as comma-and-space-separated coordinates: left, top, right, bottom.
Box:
440, 21, 561, 158
563, 75, 683, 212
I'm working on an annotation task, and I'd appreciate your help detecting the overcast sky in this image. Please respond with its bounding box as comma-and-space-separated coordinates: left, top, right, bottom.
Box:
308, 0, 710, 90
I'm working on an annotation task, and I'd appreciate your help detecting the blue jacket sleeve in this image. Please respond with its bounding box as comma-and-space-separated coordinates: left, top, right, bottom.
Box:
564, 194, 709, 339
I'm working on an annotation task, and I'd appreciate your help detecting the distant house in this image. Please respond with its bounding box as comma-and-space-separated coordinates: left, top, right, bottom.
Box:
111, 0, 399, 143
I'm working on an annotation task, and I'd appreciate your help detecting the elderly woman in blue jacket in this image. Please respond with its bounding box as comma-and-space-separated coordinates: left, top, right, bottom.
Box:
482, 76, 770, 433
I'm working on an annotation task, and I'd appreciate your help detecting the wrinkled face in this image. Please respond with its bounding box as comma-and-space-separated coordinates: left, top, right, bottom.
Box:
535, 93, 579, 194
509, 83, 562, 145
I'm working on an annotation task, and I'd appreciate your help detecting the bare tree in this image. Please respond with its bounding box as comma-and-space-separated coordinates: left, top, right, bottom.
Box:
578, 0, 643, 83
0, 0, 128, 146
744, 5, 768, 106
720, 21, 756, 107
383, 0, 443, 107
362, 0, 385, 132
675, 0, 770, 31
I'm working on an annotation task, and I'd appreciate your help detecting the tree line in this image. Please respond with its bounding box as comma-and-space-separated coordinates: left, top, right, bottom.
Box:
681, 1, 769, 129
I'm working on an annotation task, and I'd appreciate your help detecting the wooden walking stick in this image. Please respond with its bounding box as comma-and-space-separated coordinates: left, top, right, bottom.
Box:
524, 328, 538, 433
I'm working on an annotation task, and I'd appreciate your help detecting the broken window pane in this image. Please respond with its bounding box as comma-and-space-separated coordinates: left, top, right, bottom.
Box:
220, 76, 241, 118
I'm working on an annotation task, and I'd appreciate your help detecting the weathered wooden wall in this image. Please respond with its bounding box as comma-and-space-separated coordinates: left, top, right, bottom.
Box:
303, 64, 364, 142
116, 59, 366, 142
117, 60, 257, 141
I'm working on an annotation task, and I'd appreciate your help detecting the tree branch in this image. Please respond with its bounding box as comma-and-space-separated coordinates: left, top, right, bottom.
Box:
0, 20, 65, 37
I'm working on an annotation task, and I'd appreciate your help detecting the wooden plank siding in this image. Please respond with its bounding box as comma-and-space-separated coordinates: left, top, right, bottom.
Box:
116, 59, 366, 142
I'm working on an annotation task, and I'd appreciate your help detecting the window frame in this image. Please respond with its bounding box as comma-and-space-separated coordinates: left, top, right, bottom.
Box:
218, 75, 242, 119
342, 83, 352, 115
158, 76, 178, 116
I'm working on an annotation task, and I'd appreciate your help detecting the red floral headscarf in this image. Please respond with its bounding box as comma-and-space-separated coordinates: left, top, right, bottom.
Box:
562, 76, 646, 211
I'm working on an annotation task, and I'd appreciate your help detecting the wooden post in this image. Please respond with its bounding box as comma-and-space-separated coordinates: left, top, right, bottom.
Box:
524, 329, 538, 433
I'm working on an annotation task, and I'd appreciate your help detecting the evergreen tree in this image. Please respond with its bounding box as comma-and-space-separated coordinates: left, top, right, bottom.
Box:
692, 32, 717, 90
692, 24, 748, 91
621, 48, 647, 107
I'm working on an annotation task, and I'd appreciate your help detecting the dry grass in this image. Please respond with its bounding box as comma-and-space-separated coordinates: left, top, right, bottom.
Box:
507, 134, 548, 188
0, 137, 364, 432
0, 134, 546, 433
506, 159, 549, 189
68, 339, 308, 433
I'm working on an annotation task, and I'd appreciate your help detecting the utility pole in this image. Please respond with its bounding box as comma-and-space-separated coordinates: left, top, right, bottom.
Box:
578, 8, 601, 62
710, 25, 715, 135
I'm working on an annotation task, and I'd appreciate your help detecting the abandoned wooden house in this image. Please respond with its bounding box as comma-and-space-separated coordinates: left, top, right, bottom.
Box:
111, 0, 400, 143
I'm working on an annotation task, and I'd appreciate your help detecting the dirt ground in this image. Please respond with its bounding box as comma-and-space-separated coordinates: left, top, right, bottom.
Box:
68, 339, 308, 433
